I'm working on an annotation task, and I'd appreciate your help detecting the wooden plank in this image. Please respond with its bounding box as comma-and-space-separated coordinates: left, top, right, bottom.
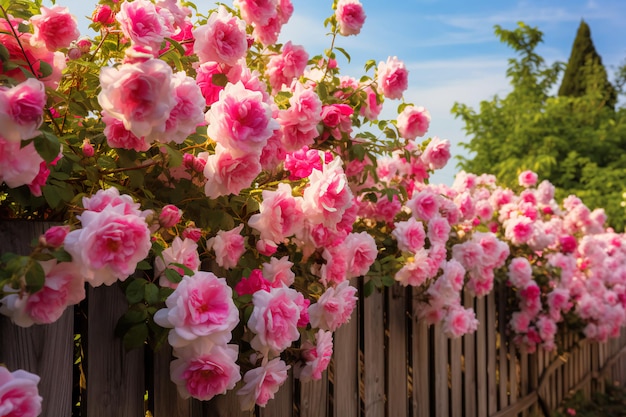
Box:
152, 344, 203, 417
333, 283, 359, 417
363, 289, 385, 416
262, 370, 294, 417
434, 323, 449, 417
463, 292, 476, 417
475, 296, 487, 417
520, 352, 528, 417
450, 336, 462, 417
412, 293, 430, 417
387, 284, 408, 417
85, 285, 145, 417
486, 292, 497, 415
0, 221, 74, 417
205, 390, 252, 417
497, 286, 509, 410
299, 375, 326, 417
509, 343, 518, 406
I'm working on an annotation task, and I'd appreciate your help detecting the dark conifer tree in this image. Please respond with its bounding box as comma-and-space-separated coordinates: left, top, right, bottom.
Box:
558, 20, 617, 108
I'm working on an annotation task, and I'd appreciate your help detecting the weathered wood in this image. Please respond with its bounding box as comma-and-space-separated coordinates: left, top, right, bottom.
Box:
153, 344, 203, 417
463, 292, 476, 417
475, 296, 487, 416
412, 294, 430, 417
0, 221, 74, 417
363, 289, 384, 417
434, 322, 449, 416
85, 285, 145, 417
497, 286, 508, 410
486, 292, 497, 415
332, 286, 359, 417
299, 375, 326, 417
263, 373, 295, 417
205, 390, 252, 417
450, 336, 462, 417
387, 285, 408, 417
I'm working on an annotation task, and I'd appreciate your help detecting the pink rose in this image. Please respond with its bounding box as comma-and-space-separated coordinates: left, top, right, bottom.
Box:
320, 245, 349, 285
321, 103, 353, 140
284, 146, 324, 180
206, 82, 277, 156
0, 78, 46, 142
251, 0, 292, 46
359, 85, 383, 120
235, 269, 272, 296
441, 260, 466, 292
208, 224, 245, 269
344, 232, 377, 278
0, 367, 42, 417
397, 105, 430, 140
193, 6, 247, 65
256, 239, 278, 256
0, 137, 44, 189
159, 204, 183, 228
406, 189, 440, 221
155, 237, 200, 288
265, 42, 309, 91
170, 341, 241, 401
195, 61, 226, 106
0, 260, 84, 327
116, 0, 172, 50
277, 83, 323, 152
153, 271, 239, 347
165, 72, 206, 144
203, 145, 262, 198
98, 59, 176, 142
335, 0, 366, 36
547, 288, 571, 321
262, 256, 295, 287
234, 0, 278, 27
248, 183, 304, 243
92, 4, 115, 25
237, 358, 289, 411
518, 170, 538, 188
427, 215, 451, 245
308, 281, 358, 331
248, 285, 303, 354
510, 311, 532, 333
30, 5, 79, 50
392, 217, 426, 253
443, 305, 479, 338
394, 249, 432, 287
182, 226, 203, 242
64, 203, 151, 287
81, 187, 145, 216
421, 137, 451, 170
102, 111, 150, 152
451, 241, 484, 271
296, 330, 333, 382
302, 157, 353, 229
40, 226, 69, 249
504, 215, 535, 245
508, 257, 532, 288
376, 56, 408, 99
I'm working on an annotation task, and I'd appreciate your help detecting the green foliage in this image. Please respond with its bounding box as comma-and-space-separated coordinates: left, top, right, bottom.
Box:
453, 22, 626, 230
553, 383, 626, 417
558, 20, 617, 109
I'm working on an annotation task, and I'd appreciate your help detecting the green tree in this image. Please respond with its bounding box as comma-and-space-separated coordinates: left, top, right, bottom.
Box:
452, 22, 626, 230
558, 20, 617, 109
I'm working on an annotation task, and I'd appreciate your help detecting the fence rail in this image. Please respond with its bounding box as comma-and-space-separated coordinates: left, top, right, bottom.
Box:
2, 221, 626, 417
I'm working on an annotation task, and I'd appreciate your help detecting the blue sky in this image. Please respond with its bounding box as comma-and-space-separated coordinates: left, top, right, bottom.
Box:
56, 0, 626, 183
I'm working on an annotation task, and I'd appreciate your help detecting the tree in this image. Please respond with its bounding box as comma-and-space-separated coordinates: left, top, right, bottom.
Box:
558, 20, 617, 109
452, 23, 626, 230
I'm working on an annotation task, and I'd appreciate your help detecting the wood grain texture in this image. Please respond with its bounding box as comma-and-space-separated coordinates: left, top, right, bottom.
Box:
332, 293, 359, 417
0, 221, 73, 417
434, 323, 449, 417
85, 285, 145, 417
412, 292, 430, 417
387, 285, 407, 417
463, 292, 476, 417
363, 289, 384, 417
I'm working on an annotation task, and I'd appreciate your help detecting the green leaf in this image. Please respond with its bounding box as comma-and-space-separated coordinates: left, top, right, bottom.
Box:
363, 279, 375, 297
136, 260, 152, 271
165, 144, 183, 168
164, 268, 183, 284
159, 287, 174, 301
122, 322, 148, 350
0, 43, 9, 63
34, 132, 61, 163
42, 185, 62, 209
97, 155, 117, 169
25, 261, 45, 293
144, 283, 159, 304
52, 249, 72, 262
38, 60, 52, 79
124, 304, 148, 323
125, 278, 147, 304
335, 47, 351, 63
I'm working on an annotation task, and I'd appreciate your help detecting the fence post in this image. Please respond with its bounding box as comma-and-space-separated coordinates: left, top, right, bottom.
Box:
0, 221, 74, 417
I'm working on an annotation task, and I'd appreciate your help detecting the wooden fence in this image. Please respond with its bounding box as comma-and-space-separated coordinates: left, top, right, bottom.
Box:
2, 221, 626, 417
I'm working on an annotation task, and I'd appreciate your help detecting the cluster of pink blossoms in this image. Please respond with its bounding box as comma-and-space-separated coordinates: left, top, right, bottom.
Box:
3, 0, 626, 412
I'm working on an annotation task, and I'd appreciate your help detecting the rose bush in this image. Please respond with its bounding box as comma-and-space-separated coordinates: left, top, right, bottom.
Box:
1, 0, 626, 412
